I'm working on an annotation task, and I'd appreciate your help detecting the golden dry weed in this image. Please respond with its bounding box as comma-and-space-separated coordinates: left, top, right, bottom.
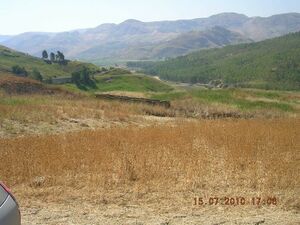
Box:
0, 118, 299, 210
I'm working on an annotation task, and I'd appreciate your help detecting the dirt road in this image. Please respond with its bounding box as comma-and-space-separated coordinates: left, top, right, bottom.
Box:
20, 189, 299, 225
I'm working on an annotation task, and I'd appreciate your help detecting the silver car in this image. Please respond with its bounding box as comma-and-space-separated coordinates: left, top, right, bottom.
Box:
0, 182, 21, 225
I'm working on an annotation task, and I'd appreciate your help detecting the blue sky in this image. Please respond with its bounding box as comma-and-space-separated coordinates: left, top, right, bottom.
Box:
1, 0, 299, 35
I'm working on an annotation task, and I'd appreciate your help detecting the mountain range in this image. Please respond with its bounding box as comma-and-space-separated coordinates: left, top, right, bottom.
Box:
1, 13, 300, 61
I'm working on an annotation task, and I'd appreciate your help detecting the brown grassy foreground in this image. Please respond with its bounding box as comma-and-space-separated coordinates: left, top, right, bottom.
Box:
1, 119, 299, 207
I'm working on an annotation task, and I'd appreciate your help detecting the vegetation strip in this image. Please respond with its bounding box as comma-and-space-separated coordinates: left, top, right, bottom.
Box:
95, 93, 171, 108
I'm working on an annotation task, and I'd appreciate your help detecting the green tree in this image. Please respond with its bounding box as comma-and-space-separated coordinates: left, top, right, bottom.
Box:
42, 50, 48, 60
59, 51, 65, 62
55, 52, 59, 61
30, 69, 43, 82
56, 51, 65, 64
71, 71, 81, 85
50, 52, 55, 62
81, 67, 90, 84
71, 67, 95, 87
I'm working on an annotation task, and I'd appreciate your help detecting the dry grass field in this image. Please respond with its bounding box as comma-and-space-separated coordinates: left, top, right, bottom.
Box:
1, 90, 298, 137
1, 117, 299, 224
1, 119, 299, 189
0, 79, 299, 224
0, 93, 177, 137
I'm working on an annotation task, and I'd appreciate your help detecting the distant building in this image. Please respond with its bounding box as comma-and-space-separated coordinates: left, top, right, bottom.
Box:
51, 76, 72, 84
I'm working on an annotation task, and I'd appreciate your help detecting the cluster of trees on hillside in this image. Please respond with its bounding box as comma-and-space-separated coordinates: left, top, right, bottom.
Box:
128, 32, 300, 90
11, 65, 28, 77
11, 65, 43, 82
42, 50, 67, 65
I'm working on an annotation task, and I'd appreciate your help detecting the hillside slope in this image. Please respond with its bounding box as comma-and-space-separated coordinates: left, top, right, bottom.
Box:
128, 32, 300, 90
0, 45, 175, 95
236, 13, 300, 41
149, 26, 252, 58
0, 45, 100, 78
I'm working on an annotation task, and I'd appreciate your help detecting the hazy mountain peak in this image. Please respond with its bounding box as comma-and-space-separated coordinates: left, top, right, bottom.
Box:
116, 19, 149, 36
95, 23, 116, 29
121, 19, 143, 24
209, 12, 248, 18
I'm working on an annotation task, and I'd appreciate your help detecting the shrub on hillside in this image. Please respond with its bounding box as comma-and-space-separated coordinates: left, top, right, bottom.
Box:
71, 67, 96, 88
11, 65, 28, 77
30, 69, 43, 82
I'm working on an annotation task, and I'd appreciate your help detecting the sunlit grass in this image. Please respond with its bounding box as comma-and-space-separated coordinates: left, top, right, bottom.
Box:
190, 89, 296, 111
0, 119, 299, 210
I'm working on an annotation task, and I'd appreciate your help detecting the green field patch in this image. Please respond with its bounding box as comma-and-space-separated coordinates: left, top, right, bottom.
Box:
94, 74, 173, 93
189, 89, 295, 112
151, 91, 188, 101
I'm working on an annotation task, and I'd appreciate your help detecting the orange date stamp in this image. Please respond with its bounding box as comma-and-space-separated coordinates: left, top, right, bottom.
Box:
193, 196, 278, 206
